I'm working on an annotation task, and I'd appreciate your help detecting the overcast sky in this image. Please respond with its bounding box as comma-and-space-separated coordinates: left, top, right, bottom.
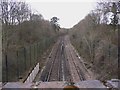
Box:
25, 0, 97, 28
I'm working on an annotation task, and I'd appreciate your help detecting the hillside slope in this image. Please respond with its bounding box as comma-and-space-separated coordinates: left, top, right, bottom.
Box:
69, 14, 118, 81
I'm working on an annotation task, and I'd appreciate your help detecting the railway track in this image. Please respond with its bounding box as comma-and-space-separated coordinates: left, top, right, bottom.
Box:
48, 38, 62, 81
69, 44, 85, 81
40, 37, 70, 82
40, 38, 61, 81
40, 35, 88, 82
64, 35, 86, 82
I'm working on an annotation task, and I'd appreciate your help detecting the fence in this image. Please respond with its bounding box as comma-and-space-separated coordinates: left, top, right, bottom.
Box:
2, 37, 55, 82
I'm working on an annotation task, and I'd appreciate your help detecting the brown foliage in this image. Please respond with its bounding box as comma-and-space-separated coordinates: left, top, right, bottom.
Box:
69, 11, 118, 80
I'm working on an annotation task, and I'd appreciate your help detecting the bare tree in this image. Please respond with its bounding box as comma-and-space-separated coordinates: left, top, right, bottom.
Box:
30, 14, 43, 21
1, 1, 9, 25
16, 2, 31, 24
97, 1, 120, 26
1, 0, 31, 25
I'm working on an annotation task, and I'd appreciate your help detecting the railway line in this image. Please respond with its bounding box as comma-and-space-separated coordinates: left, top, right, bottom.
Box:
64, 36, 85, 82
40, 35, 90, 82
40, 38, 61, 81
3, 35, 118, 89
67, 42, 85, 81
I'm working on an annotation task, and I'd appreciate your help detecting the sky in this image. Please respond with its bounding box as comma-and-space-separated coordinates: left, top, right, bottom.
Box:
25, 0, 97, 28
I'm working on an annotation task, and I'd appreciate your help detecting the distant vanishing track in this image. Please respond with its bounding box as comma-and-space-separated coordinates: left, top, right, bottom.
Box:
40, 35, 88, 82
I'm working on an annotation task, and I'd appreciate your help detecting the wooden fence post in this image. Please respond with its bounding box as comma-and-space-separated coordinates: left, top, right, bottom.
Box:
24, 47, 26, 71
5, 54, 8, 82
16, 51, 19, 80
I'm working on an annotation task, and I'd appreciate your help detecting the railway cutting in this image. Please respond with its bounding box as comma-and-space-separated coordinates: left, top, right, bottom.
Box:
39, 35, 92, 82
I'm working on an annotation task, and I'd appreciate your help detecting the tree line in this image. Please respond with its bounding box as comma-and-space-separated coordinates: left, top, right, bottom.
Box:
69, 1, 119, 81
1, 0, 60, 53
1, 0, 60, 82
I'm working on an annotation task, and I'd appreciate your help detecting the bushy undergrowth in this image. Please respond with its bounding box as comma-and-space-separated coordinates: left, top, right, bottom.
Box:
69, 16, 118, 81
2, 19, 58, 82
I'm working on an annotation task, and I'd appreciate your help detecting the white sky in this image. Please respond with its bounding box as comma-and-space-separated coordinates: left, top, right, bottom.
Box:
25, 0, 97, 28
